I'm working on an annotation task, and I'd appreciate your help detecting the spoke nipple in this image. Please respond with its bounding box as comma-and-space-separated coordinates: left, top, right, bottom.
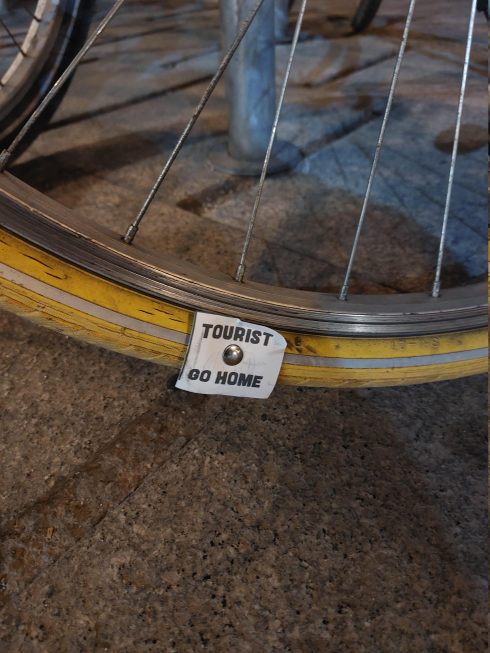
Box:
123, 224, 138, 245
431, 281, 441, 298
235, 263, 246, 283
0, 149, 11, 172
339, 285, 348, 302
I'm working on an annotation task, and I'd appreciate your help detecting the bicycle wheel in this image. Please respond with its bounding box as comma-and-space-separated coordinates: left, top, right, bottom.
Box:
0, 0, 93, 153
0, 0, 486, 389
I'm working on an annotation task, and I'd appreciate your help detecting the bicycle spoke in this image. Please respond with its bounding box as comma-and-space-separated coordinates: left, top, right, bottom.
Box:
338, 0, 417, 301
234, 0, 308, 283
122, 0, 267, 245
23, 5, 41, 23
431, 0, 477, 299
234, 5, 308, 282
0, 0, 127, 171
0, 17, 26, 55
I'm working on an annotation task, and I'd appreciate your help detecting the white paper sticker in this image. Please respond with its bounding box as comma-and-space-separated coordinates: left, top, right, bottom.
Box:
176, 312, 287, 399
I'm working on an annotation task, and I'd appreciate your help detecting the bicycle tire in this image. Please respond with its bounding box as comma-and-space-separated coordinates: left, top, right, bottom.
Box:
351, 0, 383, 33
0, 173, 486, 389
0, 1, 94, 155
288, 0, 381, 33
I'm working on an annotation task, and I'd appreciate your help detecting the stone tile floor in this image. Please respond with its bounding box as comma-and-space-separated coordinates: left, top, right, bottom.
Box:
0, 0, 487, 651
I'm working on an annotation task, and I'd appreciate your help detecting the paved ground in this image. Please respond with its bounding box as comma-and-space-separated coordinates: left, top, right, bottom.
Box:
0, 1, 487, 651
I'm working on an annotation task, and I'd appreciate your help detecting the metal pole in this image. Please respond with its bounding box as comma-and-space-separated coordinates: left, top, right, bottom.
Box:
275, 0, 291, 42
211, 0, 300, 176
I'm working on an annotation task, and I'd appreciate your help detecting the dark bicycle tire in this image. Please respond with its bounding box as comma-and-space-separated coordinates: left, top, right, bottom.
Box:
288, 0, 381, 32
0, 1, 95, 156
351, 0, 383, 32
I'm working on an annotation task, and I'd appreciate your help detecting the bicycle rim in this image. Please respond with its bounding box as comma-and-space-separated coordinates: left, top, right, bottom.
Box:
0, 173, 486, 388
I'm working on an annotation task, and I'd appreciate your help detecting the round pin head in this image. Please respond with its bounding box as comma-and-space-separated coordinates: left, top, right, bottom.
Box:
223, 344, 244, 366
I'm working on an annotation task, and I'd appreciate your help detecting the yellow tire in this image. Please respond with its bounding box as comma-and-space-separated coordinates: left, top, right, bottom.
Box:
0, 173, 487, 388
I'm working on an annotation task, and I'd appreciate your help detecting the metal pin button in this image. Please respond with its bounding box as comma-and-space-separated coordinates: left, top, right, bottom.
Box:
223, 344, 244, 366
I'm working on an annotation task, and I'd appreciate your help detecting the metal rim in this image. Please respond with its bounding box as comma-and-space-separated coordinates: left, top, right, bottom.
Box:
0, 172, 486, 338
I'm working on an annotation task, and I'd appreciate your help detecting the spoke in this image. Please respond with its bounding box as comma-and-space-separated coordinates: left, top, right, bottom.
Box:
338, 0, 417, 301
234, 0, 308, 283
0, 18, 26, 55
0, 0, 127, 171
23, 5, 41, 23
431, 0, 477, 298
122, 0, 266, 245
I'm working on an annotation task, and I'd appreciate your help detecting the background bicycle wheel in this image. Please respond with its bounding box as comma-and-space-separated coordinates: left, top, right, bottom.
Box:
0, 0, 94, 153
0, 1, 487, 651
290, 0, 384, 32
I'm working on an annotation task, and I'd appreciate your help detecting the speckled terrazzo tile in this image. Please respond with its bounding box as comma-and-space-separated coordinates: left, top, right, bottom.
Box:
0, 308, 180, 523
1, 377, 486, 652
